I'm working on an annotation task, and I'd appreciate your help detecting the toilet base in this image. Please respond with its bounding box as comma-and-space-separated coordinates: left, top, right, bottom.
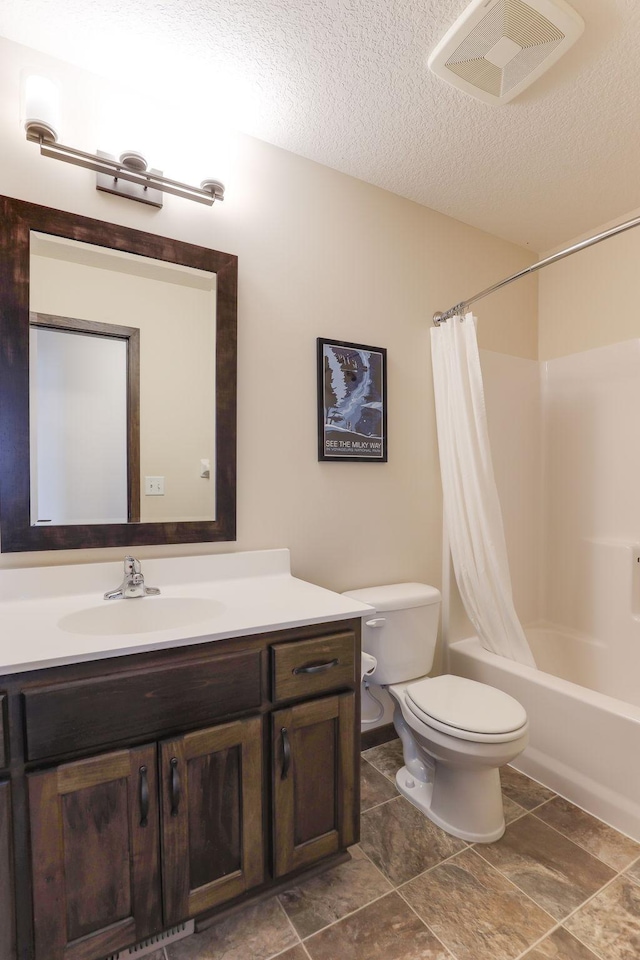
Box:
395, 764, 506, 843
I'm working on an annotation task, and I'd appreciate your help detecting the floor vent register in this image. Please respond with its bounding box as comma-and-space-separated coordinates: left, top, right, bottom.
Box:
105, 920, 195, 959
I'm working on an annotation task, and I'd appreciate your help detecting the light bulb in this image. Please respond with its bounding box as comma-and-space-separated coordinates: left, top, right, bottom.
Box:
24, 76, 60, 143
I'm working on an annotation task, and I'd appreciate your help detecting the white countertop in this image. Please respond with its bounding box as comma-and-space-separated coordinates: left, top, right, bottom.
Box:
0, 549, 373, 674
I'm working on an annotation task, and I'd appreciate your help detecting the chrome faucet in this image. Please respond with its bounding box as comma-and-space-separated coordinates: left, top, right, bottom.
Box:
104, 556, 161, 600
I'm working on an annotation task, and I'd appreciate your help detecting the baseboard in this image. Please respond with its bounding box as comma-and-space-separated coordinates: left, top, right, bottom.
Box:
361, 722, 396, 750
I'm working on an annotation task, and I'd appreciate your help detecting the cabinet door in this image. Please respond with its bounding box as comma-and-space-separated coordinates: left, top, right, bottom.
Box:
160, 715, 264, 925
272, 691, 357, 878
28, 745, 161, 960
0, 780, 15, 960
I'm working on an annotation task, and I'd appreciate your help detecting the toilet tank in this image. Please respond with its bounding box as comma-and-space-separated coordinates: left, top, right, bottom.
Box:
342, 583, 441, 684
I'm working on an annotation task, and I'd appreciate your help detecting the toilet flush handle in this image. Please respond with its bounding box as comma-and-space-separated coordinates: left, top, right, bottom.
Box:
365, 618, 386, 628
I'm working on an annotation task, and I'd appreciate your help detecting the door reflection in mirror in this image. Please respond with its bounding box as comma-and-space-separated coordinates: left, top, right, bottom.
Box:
29, 315, 140, 525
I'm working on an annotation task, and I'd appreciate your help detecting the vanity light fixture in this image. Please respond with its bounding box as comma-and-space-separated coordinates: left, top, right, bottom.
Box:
23, 75, 224, 209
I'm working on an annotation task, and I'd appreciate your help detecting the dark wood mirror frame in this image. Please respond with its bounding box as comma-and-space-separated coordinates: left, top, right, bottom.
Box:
0, 195, 237, 552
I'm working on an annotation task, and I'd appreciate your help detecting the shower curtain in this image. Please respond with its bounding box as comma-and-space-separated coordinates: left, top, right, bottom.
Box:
431, 313, 535, 667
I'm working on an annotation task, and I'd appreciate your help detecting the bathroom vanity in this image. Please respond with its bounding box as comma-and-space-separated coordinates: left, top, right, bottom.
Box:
0, 550, 370, 960
0, 197, 371, 959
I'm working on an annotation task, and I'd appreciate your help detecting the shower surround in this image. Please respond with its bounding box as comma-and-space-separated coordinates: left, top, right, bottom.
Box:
448, 343, 640, 839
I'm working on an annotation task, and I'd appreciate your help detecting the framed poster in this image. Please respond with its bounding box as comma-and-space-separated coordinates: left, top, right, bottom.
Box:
317, 338, 387, 462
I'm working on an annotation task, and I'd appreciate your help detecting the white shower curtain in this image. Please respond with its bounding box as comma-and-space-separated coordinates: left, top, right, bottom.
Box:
431, 313, 535, 667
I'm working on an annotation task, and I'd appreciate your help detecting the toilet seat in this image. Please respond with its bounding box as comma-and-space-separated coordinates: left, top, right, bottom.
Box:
403, 675, 528, 744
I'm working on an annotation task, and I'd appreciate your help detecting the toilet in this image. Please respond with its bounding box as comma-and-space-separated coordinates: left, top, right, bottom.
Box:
343, 583, 528, 843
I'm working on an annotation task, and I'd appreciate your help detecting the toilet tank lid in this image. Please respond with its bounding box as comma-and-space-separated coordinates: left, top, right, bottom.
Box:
342, 583, 440, 611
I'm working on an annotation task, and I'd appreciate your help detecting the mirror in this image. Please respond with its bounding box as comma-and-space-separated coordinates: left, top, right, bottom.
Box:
0, 196, 237, 552
29, 234, 216, 526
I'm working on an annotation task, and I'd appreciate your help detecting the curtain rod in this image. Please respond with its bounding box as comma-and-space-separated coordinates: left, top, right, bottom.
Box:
432, 211, 640, 325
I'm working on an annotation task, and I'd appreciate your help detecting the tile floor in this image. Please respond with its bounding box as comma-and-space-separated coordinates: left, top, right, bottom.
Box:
146, 738, 640, 960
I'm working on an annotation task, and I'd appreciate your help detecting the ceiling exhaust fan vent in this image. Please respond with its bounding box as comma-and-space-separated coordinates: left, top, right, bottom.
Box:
428, 0, 584, 104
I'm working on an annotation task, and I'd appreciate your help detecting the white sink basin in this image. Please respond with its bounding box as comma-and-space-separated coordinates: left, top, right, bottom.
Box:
58, 596, 225, 636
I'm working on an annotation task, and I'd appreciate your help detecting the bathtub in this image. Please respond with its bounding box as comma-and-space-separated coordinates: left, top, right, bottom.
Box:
449, 627, 640, 841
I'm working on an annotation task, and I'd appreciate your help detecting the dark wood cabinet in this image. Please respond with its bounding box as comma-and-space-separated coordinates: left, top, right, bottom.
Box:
272, 691, 357, 877
27, 718, 265, 959
0, 780, 16, 960
28, 745, 161, 960
1, 617, 360, 960
160, 716, 264, 924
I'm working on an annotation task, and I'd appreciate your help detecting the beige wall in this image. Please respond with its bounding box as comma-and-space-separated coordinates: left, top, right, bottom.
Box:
539, 205, 640, 360
0, 37, 537, 596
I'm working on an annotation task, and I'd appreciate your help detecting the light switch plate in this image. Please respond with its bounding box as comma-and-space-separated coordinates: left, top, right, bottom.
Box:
144, 476, 165, 496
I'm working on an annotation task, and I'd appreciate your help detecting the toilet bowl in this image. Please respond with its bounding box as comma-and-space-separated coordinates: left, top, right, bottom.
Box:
389, 674, 528, 842
342, 583, 529, 843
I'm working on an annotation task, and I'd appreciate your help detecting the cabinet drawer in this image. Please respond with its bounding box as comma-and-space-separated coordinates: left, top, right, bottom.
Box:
0, 695, 6, 768
24, 650, 262, 761
271, 632, 355, 702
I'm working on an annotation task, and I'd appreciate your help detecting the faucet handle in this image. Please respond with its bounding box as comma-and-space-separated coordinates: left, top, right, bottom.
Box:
105, 556, 160, 600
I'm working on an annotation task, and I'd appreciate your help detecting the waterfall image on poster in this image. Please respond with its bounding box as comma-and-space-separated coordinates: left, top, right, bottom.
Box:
321, 342, 385, 459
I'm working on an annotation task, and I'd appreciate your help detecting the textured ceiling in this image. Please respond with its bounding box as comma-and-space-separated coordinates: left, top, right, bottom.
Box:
1, 0, 640, 251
